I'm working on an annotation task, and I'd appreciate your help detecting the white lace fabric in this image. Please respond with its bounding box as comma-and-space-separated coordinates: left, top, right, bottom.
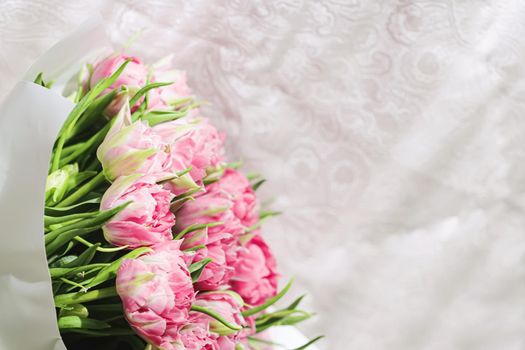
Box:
2, 2, 525, 350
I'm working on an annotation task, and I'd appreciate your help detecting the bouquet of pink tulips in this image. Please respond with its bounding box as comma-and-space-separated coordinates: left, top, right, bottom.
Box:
41, 53, 321, 350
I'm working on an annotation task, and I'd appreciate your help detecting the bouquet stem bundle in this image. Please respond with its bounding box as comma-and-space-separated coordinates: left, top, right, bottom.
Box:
41, 53, 321, 350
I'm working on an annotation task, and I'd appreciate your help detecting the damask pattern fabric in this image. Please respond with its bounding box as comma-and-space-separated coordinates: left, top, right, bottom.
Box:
1, 1, 525, 349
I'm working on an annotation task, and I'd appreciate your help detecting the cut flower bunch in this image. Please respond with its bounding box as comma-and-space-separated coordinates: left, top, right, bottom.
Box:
42, 53, 321, 350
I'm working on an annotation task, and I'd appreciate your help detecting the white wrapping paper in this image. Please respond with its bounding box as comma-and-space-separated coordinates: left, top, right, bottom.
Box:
0, 17, 110, 350
0, 81, 71, 350
0, 17, 317, 350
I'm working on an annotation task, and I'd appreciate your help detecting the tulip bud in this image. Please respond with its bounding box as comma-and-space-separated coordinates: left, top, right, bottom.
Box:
90, 54, 148, 96
97, 102, 166, 181
45, 164, 78, 205
58, 304, 89, 319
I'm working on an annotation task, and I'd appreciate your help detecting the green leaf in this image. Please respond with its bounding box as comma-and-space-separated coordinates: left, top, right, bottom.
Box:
224, 161, 243, 170
59, 123, 112, 168
141, 109, 188, 126
169, 196, 194, 212
245, 209, 283, 234
85, 247, 152, 289
277, 313, 313, 326
255, 312, 312, 333
189, 258, 213, 282
47, 241, 76, 267
62, 142, 86, 157
255, 309, 311, 328
45, 196, 101, 216
51, 59, 132, 172
242, 279, 294, 317
172, 96, 195, 107
239, 232, 256, 245
190, 305, 242, 332
202, 162, 243, 186
246, 172, 262, 181
182, 244, 205, 252
70, 90, 117, 137
287, 294, 306, 310
255, 309, 309, 324
157, 166, 194, 185
49, 255, 78, 268
45, 211, 98, 227
189, 258, 213, 273
173, 221, 223, 240
46, 226, 103, 257
34, 72, 44, 85
170, 186, 202, 203
259, 211, 282, 220
49, 263, 109, 279
47, 218, 83, 231
45, 202, 130, 245
290, 336, 324, 350
129, 82, 173, 106
71, 64, 91, 103
247, 336, 283, 349
34, 72, 54, 88
73, 171, 98, 185
61, 244, 100, 268
56, 172, 107, 207
252, 179, 266, 191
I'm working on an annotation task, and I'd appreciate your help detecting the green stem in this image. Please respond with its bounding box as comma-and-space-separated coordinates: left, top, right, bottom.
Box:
55, 287, 118, 306
45, 203, 129, 245
60, 328, 135, 337
49, 264, 109, 279
62, 142, 86, 157
85, 157, 102, 172
57, 172, 106, 208
46, 226, 101, 257
45, 212, 97, 226
74, 236, 129, 253
190, 305, 242, 331
60, 278, 88, 293
59, 123, 111, 167
50, 60, 131, 173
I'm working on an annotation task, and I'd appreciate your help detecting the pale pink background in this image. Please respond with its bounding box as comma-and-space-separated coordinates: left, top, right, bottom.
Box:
2, 1, 525, 350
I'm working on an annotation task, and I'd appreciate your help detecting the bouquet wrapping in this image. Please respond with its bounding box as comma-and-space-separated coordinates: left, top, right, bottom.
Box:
0, 18, 320, 350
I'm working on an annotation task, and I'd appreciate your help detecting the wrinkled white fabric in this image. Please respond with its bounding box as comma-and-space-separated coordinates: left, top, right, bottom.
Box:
2, 1, 525, 350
